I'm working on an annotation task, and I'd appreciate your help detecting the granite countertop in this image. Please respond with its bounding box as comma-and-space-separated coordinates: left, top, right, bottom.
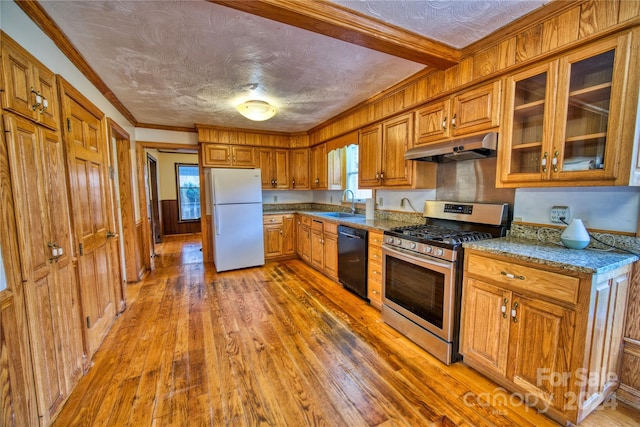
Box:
463, 236, 638, 274
263, 209, 421, 232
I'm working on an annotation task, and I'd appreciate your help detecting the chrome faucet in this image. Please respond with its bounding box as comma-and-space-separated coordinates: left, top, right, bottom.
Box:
343, 189, 356, 214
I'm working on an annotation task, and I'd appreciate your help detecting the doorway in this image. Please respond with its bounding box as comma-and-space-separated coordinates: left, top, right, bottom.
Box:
148, 154, 162, 249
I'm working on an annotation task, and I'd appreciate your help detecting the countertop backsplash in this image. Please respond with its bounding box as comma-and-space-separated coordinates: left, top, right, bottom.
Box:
509, 223, 640, 256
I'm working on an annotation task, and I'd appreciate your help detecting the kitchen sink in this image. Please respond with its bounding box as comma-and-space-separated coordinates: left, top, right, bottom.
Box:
315, 212, 365, 219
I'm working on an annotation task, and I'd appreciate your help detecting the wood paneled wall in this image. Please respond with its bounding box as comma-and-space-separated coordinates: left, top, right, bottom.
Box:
160, 200, 202, 235
197, 125, 306, 148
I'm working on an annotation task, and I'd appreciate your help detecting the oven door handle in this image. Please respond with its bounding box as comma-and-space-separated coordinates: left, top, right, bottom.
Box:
383, 245, 452, 269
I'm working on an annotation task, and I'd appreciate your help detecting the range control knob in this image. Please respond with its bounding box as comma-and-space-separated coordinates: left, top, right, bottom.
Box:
409, 242, 417, 249
424, 246, 433, 254
435, 248, 444, 256
386, 237, 395, 244
394, 238, 402, 245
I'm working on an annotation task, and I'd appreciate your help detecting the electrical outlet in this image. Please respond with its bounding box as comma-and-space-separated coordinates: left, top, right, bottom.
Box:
378, 197, 383, 207
550, 206, 571, 223
330, 196, 333, 203
273, 195, 278, 203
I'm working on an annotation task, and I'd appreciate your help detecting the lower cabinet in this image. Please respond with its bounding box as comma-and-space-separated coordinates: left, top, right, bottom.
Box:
263, 214, 296, 260
296, 215, 311, 263
367, 230, 383, 309
461, 250, 631, 425
309, 218, 338, 281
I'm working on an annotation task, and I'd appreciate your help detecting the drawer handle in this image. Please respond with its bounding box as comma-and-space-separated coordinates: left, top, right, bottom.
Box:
372, 270, 379, 275
511, 302, 519, 323
501, 271, 525, 280
372, 290, 378, 294
501, 298, 508, 319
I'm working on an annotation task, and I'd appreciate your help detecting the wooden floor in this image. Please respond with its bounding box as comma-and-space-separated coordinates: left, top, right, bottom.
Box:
53, 234, 640, 427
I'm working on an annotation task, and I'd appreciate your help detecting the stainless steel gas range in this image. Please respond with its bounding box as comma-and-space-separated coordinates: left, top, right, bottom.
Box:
382, 200, 509, 365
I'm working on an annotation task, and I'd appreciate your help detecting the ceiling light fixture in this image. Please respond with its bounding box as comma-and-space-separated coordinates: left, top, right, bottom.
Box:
236, 100, 277, 121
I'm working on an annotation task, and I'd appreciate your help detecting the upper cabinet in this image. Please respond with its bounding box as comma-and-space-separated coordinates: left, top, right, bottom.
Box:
499, 34, 639, 187
289, 148, 310, 189
327, 147, 345, 190
201, 143, 256, 168
310, 143, 328, 189
360, 113, 436, 189
415, 81, 500, 145
257, 147, 289, 189
1, 35, 59, 130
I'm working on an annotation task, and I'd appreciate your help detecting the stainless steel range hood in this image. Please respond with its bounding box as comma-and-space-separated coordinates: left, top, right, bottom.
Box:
405, 131, 498, 163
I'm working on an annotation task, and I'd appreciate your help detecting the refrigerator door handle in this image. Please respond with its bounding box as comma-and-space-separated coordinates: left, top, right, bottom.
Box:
211, 173, 221, 235
214, 204, 221, 235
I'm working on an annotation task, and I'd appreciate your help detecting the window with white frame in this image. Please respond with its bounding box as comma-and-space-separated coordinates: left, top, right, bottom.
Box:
344, 144, 372, 202
176, 163, 201, 221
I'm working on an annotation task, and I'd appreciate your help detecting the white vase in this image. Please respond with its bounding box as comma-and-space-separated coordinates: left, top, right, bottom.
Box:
560, 219, 590, 249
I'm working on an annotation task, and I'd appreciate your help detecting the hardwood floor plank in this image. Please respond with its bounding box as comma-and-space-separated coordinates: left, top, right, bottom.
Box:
51, 234, 640, 427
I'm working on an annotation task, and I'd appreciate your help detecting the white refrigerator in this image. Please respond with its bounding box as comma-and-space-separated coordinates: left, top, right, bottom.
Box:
206, 168, 265, 272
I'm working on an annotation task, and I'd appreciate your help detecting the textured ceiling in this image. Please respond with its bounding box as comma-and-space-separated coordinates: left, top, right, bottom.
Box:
37, 1, 548, 133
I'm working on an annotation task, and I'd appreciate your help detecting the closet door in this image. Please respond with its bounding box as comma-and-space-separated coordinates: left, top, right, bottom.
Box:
4, 114, 65, 423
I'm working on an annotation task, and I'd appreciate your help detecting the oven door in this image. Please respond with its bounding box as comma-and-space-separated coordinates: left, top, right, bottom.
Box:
382, 245, 456, 342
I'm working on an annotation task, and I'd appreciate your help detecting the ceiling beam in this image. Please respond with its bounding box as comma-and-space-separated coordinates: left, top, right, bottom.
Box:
210, 0, 460, 69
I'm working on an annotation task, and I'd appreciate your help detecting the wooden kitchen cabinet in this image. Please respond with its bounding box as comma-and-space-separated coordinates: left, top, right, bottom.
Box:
289, 148, 310, 189
461, 249, 631, 425
327, 147, 344, 190
310, 218, 338, 280
296, 215, 311, 263
359, 113, 436, 189
367, 230, 384, 309
201, 143, 256, 168
1, 34, 59, 130
263, 214, 296, 260
257, 148, 289, 189
414, 81, 500, 145
310, 143, 328, 189
4, 113, 84, 425
499, 35, 637, 187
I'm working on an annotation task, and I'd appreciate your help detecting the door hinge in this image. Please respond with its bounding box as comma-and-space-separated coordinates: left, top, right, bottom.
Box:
79, 242, 84, 256
86, 316, 91, 328
109, 166, 115, 180
67, 118, 71, 132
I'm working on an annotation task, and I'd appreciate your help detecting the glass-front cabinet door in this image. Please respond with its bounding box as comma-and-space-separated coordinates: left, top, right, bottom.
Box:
553, 40, 619, 181
499, 36, 629, 187
500, 62, 557, 183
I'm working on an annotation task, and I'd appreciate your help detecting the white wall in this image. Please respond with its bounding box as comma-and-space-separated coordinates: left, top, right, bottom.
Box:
263, 190, 314, 204
514, 187, 640, 233
135, 128, 198, 145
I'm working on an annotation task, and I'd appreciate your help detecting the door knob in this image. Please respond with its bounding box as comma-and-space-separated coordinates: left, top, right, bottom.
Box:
106, 231, 116, 238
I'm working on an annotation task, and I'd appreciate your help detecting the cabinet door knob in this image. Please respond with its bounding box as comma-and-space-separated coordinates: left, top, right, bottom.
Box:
380, 172, 384, 180
552, 151, 559, 173
501, 298, 508, 318
442, 117, 447, 131
451, 114, 457, 129
511, 301, 519, 323
541, 152, 548, 173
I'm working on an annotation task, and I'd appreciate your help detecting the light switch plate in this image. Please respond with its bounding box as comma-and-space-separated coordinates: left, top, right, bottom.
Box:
550, 206, 571, 223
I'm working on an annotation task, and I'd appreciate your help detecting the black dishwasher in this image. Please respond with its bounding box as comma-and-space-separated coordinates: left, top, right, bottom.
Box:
337, 225, 368, 300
